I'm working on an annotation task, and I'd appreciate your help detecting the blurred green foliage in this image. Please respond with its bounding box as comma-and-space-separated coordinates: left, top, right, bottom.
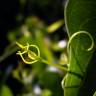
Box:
0, 0, 67, 96
1, 85, 13, 96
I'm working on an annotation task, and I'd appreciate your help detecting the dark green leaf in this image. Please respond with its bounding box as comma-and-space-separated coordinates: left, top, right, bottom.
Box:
63, 0, 96, 96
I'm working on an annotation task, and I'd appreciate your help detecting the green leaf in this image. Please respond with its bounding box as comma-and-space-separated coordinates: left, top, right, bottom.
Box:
47, 20, 64, 33
41, 89, 52, 96
93, 91, 96, 96
63, 0, 96, 96
1, 85, 13, 96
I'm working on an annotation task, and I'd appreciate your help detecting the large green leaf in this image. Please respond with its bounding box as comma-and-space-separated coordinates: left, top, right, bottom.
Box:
63, 0, 96, 96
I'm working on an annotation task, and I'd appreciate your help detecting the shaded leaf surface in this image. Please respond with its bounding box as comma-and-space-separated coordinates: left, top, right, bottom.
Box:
64, 0, 96, 96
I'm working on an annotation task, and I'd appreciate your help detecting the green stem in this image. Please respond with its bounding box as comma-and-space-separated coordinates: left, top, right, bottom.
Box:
40, 58, 67, 71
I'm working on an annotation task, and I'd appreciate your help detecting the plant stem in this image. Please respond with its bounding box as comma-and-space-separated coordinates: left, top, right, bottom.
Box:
40, 58, 67, 71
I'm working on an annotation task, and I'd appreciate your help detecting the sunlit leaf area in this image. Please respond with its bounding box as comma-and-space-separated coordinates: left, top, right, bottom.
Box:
0, 0, 68, 96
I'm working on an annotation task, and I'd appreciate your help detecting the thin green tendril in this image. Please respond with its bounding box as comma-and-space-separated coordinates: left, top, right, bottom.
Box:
67, 31, 94, 52
16, 42, 67, 71
16, 42, 40, 64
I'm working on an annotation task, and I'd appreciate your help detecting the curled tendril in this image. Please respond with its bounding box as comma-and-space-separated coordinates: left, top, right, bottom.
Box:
67, 31, 94, 52
16, 42, 40, 64
16, 42, 68, 71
